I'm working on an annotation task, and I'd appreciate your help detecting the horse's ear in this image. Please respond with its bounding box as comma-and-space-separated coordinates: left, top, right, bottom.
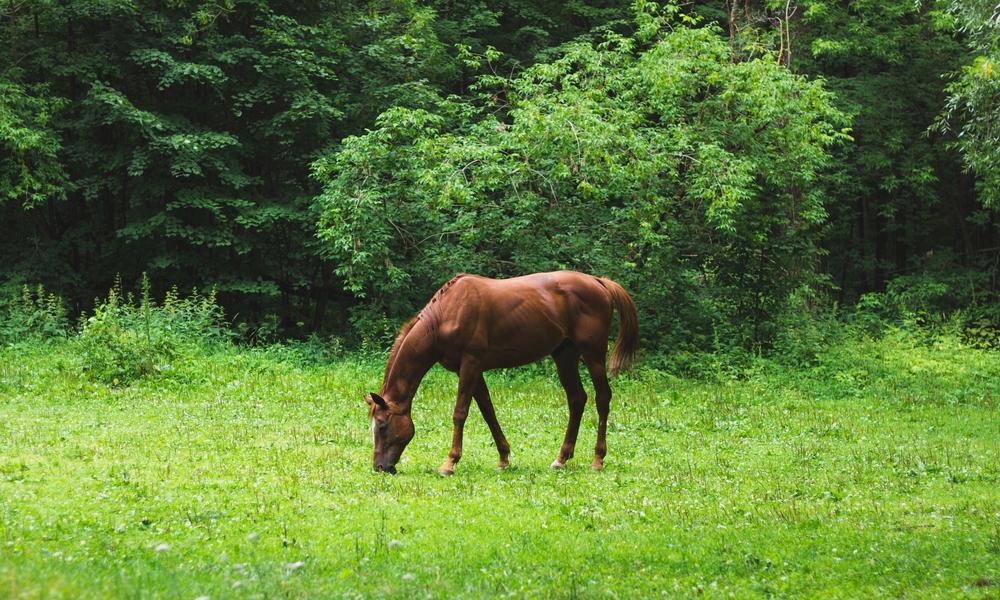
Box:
366, 393, 388, 410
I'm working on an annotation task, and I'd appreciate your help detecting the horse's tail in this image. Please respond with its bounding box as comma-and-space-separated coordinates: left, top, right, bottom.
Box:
598, 277, 638, 377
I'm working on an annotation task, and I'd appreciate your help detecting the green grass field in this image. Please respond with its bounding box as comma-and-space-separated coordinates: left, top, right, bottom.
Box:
1, 334, 998, 598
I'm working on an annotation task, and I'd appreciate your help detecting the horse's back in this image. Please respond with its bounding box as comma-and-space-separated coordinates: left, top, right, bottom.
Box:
451, 271, 610, 321
433, 271, 613, 369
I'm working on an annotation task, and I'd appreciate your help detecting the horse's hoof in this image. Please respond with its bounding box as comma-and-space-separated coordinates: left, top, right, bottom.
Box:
590, 458, 604, 471
438, 465, 455, 476
550, 460, 566, 470
497, 460, 510, 470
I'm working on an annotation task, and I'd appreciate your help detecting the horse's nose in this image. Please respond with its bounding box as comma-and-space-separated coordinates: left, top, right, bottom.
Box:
374, 464, 397, 475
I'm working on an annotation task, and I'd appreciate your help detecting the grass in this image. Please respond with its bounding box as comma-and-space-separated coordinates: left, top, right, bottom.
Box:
0, 333, 998, 598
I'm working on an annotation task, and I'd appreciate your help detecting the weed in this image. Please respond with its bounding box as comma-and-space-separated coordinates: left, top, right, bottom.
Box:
76, 274, 229, 384
0, 284, 69, 344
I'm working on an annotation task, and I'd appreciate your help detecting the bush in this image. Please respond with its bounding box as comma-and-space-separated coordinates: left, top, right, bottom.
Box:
256, 334, 345, 367
314, 25, 849, 353
0, 284, 69, 345
77, 276, 230, 385
771, 286, 845, 368
846, 264, 1000, 349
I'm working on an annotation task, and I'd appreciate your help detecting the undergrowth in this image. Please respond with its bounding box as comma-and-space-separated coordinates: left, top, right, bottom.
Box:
0, 284, 69, 344
75, 275, 229, 385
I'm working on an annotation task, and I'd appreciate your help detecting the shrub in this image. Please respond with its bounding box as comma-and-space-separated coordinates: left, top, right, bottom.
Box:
847, 264, 999, 348
0, 284, 69, 345
314, 25, 849, 353
771, 286, 845, 368
256, 334, 345, 367
960, 307, 1000, 349
77, 275, 229, 385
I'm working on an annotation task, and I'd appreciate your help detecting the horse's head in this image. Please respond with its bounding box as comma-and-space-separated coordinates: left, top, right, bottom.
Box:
365, 393, 414, 474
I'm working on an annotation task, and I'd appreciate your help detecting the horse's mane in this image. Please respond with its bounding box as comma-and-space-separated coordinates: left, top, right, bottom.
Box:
382, 316, 418, 388
425, 273, 466, 308
381, 273, 468, 389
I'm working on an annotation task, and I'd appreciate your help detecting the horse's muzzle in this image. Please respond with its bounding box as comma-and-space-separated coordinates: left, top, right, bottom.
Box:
374, 464, 397, 475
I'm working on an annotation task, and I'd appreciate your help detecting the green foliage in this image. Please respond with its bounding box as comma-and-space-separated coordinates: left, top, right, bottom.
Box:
847, 259, 997, 332
315, 22, 849, 351
771, 259, 999, 369
0, 81, 68, 206
255, 334, 345, 367
869, 280, 999, 354
769, 326, 1000, 405
0, 284, 70, 345
76, 276, 228, 385
770, 286, 846, 368
695, 0, 994, 305
0, 0, 997, 350
934, 0, 1000, 208
792, 0, 974, 299
0, 0, 635, 335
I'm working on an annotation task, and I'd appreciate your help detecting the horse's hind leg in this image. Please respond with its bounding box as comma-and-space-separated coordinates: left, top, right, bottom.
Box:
551, 343, 586, 469
581, 351, 611, 470
472, 375, 511, 469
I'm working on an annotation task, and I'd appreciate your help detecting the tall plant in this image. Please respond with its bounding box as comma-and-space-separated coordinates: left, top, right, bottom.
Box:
314, 18, 848, 350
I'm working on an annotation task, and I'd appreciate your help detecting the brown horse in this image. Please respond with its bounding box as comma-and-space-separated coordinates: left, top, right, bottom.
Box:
365, 270, 637, 475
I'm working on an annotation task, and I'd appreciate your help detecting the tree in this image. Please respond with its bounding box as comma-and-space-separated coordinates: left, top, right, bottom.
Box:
0, 80, 67, 207
314, 23, 848, 350
0, 0, 634, 333
936, 0, 1000, 209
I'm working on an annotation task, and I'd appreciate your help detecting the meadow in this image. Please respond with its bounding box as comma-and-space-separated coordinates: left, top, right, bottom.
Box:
0, 333, 998, 598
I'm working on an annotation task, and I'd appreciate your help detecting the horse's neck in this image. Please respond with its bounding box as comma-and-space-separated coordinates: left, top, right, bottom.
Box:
381, 320, 437, 411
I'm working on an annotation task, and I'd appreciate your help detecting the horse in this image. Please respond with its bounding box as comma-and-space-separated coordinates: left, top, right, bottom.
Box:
365, 270, 638, 475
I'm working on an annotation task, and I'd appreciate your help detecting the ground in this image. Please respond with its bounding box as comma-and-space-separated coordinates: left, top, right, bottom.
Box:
0, 335, 997, 598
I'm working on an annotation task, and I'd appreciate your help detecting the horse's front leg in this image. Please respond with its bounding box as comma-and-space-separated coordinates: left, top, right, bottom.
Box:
472, 375, 511, 469
439, 359, 481, 476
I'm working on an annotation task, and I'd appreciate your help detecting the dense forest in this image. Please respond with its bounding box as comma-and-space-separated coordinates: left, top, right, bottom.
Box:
2, 0, 998, 359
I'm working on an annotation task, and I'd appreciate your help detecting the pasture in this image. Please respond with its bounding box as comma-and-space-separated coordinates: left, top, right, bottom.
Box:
0, 335, 998, 598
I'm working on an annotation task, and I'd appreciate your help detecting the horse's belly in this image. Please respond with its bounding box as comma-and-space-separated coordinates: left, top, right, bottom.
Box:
481, 341, 560, 370
437, 341, 555, 372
